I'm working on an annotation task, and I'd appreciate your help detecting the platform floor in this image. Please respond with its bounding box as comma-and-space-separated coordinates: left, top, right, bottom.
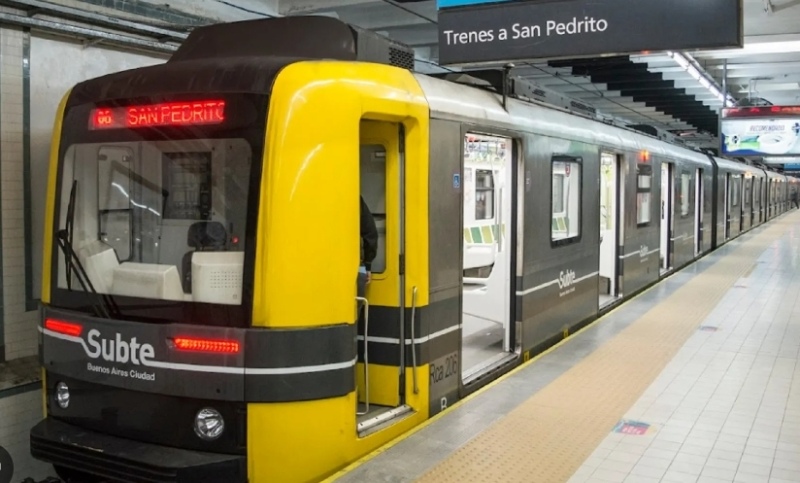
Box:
0, 386, 57, 482
331, 210, 800, 483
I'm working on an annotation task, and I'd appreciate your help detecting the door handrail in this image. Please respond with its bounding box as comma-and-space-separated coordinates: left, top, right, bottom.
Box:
356, 296, 369, 416
410, 286, 419, 395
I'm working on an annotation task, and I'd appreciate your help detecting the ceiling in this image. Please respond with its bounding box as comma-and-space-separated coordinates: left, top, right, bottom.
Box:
277, 0, 800, 145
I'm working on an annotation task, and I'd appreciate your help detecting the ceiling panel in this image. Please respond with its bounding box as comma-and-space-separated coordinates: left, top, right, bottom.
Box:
278, 0, 800, 139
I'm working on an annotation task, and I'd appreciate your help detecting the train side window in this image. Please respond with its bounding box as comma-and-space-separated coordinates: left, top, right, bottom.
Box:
636, 163, 653, 226
551, 156, 581, 244
475, 169, 495, 220
680, 171, 691, 217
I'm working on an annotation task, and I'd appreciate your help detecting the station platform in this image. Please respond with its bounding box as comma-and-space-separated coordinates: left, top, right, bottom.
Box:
329, 210, 800, 483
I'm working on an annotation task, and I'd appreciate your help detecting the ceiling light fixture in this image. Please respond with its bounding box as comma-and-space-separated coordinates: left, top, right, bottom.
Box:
667, 51, 736, 107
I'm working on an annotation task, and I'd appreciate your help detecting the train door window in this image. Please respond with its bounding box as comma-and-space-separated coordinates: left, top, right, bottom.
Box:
461, 132, 514, 384
732, 175, 741, 209
359, 144, 387, 274
744, 177, 751, 209
680, 171, 691, 218
551, 156, 582, 244
636, 163, 652, 226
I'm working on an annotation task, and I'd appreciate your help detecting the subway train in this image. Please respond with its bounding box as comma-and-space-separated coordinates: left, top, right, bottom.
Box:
29, 15, 798, 483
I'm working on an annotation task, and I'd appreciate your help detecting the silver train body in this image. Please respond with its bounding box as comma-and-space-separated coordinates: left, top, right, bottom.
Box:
413, 72, 798, 406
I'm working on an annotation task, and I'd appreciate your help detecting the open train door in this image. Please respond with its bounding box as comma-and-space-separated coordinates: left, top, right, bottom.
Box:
695, 168, 703, 255
660, 161, 673, 274
599, 152, 622, 307
460, 132, 517, 386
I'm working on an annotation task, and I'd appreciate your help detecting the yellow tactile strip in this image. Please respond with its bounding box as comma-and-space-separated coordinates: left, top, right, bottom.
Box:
417, 213, 799, 483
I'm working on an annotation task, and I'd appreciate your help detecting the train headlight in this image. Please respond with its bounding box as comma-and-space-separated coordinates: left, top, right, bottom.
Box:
194, 408, 224, 441
56, 382, 70, 409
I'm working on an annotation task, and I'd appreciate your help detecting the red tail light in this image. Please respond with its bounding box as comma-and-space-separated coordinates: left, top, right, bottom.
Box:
171, 337, 240, 354
45, 319, 83, 337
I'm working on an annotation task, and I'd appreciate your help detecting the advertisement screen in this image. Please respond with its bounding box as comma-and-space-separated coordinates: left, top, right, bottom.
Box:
721, 106, 800, 157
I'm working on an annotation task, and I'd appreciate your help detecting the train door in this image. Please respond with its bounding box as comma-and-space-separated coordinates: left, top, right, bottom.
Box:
599, 152, 621, 307
461, 132, 515, 384
660, 161, 673, 273
356, 120, 409, 433
695, 168, 703, 255
769, 180, 773, 218
744, 176, 752, 230
724, 173, 731, 239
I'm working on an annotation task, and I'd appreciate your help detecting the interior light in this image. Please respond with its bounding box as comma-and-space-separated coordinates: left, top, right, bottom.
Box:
171, 337, 240, 354
45, 319, 83, 337
89, 100, 226, 130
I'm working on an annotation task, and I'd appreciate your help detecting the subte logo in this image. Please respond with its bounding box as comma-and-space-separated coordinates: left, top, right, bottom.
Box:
0, 444, 13, 483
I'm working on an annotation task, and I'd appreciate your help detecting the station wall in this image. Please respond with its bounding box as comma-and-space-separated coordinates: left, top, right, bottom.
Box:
1, 27, 166, 361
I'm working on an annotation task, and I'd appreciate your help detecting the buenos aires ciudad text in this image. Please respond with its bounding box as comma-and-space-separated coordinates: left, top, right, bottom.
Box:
443, 16, 608, 45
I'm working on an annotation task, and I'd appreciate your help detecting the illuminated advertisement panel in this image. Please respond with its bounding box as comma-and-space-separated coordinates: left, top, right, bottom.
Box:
721, 106, 800, 157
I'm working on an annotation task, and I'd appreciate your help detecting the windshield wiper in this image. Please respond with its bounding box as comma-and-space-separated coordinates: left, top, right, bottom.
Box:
56, 180, 118, 319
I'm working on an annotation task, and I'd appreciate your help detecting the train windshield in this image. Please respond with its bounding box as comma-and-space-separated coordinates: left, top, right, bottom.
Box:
50, 96, 264, 324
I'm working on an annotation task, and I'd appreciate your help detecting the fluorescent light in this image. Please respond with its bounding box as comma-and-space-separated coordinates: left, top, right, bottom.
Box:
737, 40, 800, 55
668, 51, 735, 106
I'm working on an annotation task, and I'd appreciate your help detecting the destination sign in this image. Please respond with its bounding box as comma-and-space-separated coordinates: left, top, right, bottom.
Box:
89, 100, 226, 130
438, 0, 743, 66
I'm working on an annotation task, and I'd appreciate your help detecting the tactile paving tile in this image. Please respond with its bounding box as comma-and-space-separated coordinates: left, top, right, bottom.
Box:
416, 213, 799, 483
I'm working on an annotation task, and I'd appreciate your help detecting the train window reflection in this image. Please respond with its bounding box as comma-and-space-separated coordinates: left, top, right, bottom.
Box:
680, 172, 691, 217
636, 163, 653, 226
56, 138, 252, 306
551, 157, 581, 243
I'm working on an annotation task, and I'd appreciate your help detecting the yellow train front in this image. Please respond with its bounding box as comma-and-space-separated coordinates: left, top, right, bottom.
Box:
30, 16, 438, 483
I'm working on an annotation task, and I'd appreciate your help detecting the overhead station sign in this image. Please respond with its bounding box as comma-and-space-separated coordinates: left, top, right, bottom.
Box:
721, 107, 800, 157
437, 0, 743, 66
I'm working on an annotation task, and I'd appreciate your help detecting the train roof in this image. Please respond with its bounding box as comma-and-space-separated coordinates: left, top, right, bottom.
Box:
413, 71, 794, 181
414, 72, 713, 167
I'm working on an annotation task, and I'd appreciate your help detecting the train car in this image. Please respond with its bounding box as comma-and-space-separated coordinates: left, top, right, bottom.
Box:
740, 165, 766, 232
712, 157, 748, 246
766, 170, 785, 219
29, 16, 793, 483
788, 175, 800, 210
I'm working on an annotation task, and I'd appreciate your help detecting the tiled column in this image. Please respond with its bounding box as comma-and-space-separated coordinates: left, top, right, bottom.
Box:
1, 26, 37, 362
